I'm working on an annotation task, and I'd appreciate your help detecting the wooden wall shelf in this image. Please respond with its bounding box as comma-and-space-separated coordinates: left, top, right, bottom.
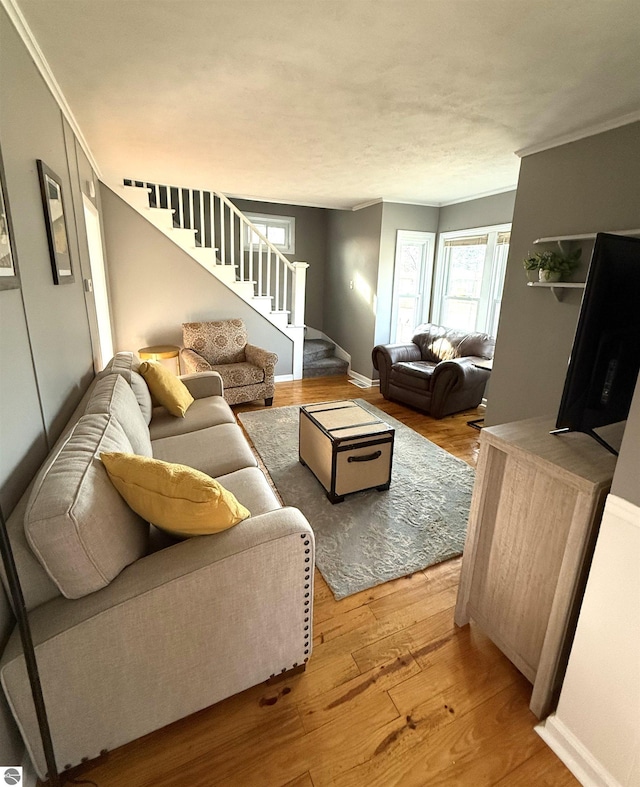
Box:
526, 281, 585, 302
533, 229, 640, 244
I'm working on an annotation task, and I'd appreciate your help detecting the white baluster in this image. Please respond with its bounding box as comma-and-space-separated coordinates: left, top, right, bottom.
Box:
247, 221, 253, 286
199, 190, 205, 248
230, 207, 235, 272
258, 241, 263, 295
283, 263, 288, 317
219, 198, 226, 265
275, 252, 280, 312
267, 249, 272, 306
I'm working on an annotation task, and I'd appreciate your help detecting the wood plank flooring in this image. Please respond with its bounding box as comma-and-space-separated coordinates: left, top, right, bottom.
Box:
68, 377, 577, 787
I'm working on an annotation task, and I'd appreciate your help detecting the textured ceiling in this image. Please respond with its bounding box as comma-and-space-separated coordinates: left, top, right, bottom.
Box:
14, 0, 640, 209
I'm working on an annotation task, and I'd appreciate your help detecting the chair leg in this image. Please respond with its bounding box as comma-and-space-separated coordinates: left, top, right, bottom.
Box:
265, 397, 274, 406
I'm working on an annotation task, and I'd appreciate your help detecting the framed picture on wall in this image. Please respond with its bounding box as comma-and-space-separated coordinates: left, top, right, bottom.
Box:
0, 147, 20, 291
37, 159, 74, 285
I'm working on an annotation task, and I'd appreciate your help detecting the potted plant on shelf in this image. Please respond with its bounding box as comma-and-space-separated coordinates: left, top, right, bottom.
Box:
523, 247, 582, 282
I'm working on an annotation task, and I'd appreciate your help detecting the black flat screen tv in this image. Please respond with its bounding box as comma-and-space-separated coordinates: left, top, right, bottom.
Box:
555, 232, 640, 454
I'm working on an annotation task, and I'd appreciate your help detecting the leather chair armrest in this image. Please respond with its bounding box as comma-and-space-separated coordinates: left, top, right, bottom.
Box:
179, 371, 224, 399
180, 348, 212, 374
372, 343, 421, 397
430, 358, 490, 418
245, 344, 278, 375
372, 343, 422, 368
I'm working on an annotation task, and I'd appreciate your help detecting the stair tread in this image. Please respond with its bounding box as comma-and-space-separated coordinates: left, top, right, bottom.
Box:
304, 338, 337, 362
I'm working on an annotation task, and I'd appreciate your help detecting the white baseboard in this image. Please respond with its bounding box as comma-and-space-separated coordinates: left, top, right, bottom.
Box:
275, 374, 294, 382
536, 714, 623, 787
348, 370, 380, 388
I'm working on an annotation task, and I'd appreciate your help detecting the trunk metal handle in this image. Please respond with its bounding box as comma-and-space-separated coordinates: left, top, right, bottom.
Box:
347, 450, 382, 463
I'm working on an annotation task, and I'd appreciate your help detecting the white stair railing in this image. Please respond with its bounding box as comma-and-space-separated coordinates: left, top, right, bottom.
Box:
123, 179, 308, 327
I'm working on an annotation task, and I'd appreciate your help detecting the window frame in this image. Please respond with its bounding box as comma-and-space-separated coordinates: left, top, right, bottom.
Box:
245, 213, 296, 255
390, 230, 436, 343
431, 223, 511, 335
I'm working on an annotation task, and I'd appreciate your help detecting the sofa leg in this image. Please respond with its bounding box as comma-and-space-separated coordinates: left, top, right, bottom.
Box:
265, 397, 274, 406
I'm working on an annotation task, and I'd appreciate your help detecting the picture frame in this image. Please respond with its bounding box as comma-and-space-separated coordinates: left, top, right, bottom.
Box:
37, 159, 74, 285
0, 147, 20, 291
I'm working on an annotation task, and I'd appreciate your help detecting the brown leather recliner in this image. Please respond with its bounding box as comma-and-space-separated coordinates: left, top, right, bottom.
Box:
372, 323, 495, 418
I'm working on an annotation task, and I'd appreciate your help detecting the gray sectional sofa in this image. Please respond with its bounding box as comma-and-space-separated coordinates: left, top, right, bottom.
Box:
0, 352, 314, 780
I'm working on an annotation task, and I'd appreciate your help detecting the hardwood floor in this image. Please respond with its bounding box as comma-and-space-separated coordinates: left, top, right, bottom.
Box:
69, 377, 577, 787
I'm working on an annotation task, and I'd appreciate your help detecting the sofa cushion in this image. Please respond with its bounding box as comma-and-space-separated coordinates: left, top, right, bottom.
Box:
139, 361, 194, 417
101, 453, 250, 537
85, 374, 153, 457
390, 361, 436, 392
24, 413, 149, 599
99, 352, 153, 424
211, 362, 265, 389
152, 423, 258, 478
148, 396, 236, 441
214, 467, 281, 516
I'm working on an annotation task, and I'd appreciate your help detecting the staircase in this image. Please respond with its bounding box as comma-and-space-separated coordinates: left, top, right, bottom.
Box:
119, 180, 308, 378
303, 339, 349, 378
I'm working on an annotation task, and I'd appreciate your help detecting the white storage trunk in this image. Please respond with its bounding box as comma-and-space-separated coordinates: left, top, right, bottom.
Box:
299, 400, 394, 503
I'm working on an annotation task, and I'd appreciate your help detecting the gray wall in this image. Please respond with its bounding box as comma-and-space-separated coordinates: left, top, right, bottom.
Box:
233, 199, 328, 332
486, 122, 640, 427
437, 190, 516, 234
376, 202, 440, 347
0, 5, 98, 766
325, 203, 383, 378
101, 187, 294, 376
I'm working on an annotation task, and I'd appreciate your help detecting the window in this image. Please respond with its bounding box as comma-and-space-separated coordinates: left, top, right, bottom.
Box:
432, 224, 511, 336
390, 231, 436, 343
245, 213, 295, 254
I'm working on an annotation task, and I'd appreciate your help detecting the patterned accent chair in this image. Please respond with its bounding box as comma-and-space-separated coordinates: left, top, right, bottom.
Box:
181, 319, 277, 406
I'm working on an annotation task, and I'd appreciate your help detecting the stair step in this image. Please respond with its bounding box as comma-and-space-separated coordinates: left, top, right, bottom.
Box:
303, 338, 336, 362
269, 310, 290, 330
168, 227, 198, 246
122, 184, 152, 209
145, 206, 175, 231
303, 355, 349, 378
251, 295, 274, 316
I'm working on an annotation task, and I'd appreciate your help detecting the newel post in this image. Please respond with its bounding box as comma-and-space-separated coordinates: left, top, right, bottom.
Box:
291, 261, 309, 327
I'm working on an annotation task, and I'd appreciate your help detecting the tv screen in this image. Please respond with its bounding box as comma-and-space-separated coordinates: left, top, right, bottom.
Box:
556, 233, 640, 452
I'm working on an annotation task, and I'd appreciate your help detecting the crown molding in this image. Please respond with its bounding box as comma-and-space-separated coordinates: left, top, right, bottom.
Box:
227, 192, 344, 210
515, 111, 640, 158
1, 0, 102, 178
437, 185, 518, 207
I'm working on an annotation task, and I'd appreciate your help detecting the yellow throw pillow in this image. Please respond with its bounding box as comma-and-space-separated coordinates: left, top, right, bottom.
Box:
101, 452, 250, 536
138, 360, 194, 417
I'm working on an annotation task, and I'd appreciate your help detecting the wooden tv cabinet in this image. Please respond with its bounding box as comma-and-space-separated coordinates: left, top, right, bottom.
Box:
454, 416, 617, 718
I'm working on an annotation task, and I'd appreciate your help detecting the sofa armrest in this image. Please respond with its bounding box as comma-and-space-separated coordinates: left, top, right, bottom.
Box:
430, 358, 490, 418
180, 348, 212, 374
245, 344, 278, 374
372, 343, 421, 396
1, 507, 313, 777
179, 371, 224, 399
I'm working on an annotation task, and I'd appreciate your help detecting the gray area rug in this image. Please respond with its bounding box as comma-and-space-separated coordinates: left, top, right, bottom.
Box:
238, 400, 474, 599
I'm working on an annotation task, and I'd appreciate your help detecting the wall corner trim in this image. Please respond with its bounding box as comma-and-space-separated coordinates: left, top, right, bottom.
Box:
535, 714, 624, 787
0, 0, 102, 178
515, 111, 640, 158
